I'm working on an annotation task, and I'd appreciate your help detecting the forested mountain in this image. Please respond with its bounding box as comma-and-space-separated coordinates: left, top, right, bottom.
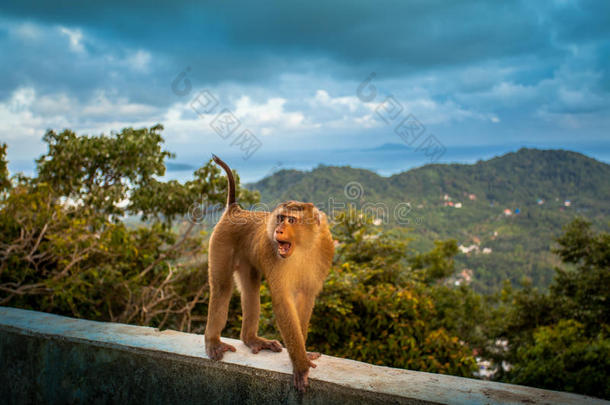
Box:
248, 148, 610, 292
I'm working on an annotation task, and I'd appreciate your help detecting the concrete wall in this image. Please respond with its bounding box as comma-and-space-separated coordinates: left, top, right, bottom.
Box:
0, 306, 607, 405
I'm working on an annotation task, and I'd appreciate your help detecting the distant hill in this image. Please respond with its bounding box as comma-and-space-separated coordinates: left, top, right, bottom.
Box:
248, 148, 610, 292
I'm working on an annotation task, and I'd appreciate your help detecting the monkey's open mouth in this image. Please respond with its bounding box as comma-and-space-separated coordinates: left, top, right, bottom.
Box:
276, 239, 292, 257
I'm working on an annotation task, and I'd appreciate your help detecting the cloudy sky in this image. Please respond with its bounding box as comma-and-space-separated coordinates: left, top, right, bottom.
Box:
1, 1, 609, 181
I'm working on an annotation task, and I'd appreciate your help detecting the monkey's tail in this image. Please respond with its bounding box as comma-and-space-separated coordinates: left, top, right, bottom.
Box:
212, 154, 236, 206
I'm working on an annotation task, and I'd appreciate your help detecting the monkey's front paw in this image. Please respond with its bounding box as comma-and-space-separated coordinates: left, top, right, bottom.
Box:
293, 360, 317, 393
293, 368, 310, 393
205, 340, 236, 360
244, 337, 283, 354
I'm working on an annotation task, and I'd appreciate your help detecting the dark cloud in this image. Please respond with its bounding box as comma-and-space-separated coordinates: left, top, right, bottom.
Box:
1, 1, 605, 78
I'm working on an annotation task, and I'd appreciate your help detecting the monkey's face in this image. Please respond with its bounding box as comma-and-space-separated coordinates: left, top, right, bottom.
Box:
274, 212, 297, 258
272, 202, 320, 259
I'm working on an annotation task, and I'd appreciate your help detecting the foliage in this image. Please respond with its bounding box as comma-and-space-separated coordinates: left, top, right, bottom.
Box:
551, 219, 610, 331
486, 219, 610, 399
428, 283, 490, 355
510, 320, 610, 398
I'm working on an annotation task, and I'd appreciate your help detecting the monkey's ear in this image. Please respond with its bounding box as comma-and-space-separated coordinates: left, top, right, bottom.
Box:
314, 211, 321, 225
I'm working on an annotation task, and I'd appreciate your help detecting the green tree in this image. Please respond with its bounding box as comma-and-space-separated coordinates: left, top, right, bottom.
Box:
552, 218, 610, 332
487, 219, 610, 399
511, 320, 610, 399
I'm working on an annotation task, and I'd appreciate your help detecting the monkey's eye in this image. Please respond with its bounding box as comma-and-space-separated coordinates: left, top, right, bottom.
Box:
277, 214, 285, 223
287, 216, 297, 224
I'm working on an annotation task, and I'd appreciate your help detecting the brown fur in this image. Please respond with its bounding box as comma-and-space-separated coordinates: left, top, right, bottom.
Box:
205, 156, 335, 392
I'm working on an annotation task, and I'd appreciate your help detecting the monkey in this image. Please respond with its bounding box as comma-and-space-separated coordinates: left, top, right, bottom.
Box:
204, 155, 334, 393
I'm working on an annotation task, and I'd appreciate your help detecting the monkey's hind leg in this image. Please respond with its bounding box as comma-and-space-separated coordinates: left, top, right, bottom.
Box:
236, 265, 282, 354
205, 239, 237, 360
